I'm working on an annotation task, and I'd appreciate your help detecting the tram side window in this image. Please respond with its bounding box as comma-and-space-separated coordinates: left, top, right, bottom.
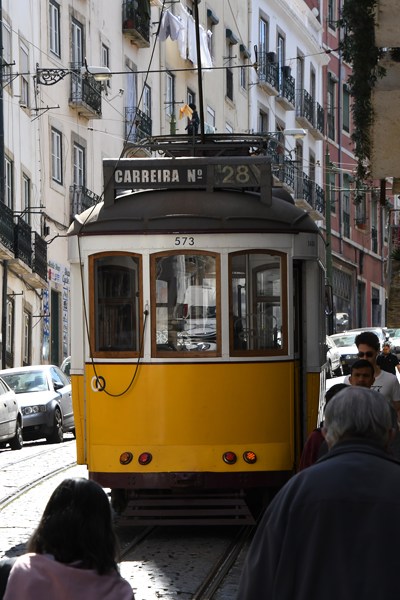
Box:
230, 252, 287, 354
152, 253, 219, 354
92, 254, 141, 354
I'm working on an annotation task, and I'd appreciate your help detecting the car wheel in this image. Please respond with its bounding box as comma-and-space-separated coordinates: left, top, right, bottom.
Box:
46, 408, 63, 444
9, 419, 23, 450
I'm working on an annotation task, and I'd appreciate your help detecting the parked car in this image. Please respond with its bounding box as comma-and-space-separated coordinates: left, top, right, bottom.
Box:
0, 365, 74, 444
326, 335, 343, 378
330, 332, 359, 375
344, 327, 390, 350
60, 356, 71, 379
0, 376, 23, 450
386, 328, 400, 358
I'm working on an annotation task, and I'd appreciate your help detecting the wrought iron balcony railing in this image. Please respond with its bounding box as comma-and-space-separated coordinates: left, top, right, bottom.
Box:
69, 64, 102, 118
125, 106, 152, 142
32, 232, 48, 281
257, 53, 279, 91
122, 0, 151, 47
0, 201, 14, 254
70, 185, 101, 221
296, 89, 315, 126
14, 217, 32, 268
279, 72, 295, 107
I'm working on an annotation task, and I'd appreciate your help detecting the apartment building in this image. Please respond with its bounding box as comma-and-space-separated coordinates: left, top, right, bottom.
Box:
0, 0, 390, 368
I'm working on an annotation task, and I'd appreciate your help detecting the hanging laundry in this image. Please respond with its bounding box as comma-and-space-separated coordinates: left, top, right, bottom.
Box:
179, 104, 193, 119
177, 3, 213, 69
158, 10, 183, 42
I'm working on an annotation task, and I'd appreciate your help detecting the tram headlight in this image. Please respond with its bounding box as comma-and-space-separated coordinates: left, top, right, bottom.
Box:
243, 450, 257, 464
120, 452, 133, 465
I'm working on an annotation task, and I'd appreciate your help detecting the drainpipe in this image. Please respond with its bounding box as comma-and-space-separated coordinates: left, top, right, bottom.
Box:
0, 0, 6, 369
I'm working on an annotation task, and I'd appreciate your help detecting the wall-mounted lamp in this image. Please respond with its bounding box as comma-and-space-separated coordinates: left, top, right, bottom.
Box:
36, 62, 111, 86
283, 128, 307, 139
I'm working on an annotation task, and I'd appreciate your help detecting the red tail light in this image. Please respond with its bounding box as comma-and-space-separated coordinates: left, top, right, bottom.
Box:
138, 452, 152, 466
223, 451, 237, 465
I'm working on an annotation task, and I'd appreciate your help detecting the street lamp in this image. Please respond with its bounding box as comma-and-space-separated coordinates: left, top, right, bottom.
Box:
36, 63, 112, 86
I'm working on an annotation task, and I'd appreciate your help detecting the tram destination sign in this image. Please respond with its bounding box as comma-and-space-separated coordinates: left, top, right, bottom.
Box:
103, 157, 272, 207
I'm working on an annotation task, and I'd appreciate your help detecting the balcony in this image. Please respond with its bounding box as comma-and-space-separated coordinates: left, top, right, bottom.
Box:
276, 68, 295, 110
312, 102, 325, 140
69, 67, 102, 119
295, 174, 325, 219
257, 52, 279, 96
122, 0, 151, 48
123, 107, 153, 157
70, 185, 101, 222
0, 203, 47, 286
296, 89, 314, 128
0, 201, 14, 259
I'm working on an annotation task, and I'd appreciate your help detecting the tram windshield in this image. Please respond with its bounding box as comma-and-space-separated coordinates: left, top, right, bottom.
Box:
153, 253, 218, 354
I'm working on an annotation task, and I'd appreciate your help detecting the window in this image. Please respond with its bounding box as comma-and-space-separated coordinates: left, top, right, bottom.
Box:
20, 42, 29, 107
91, 253, 141, 356
143, 84, 151, 119
187, 88, 196, 107
71, 18, 84, 66
205, 105, 215, 133
49, 1, 61, 57
328, 0, 336, 29
258, 110, 269, 133
22, 174, 31, 224
343, 84, 350, 133
2, 21, 12, 86
328, 171, 336, 213
259, 18, 268, 54
206, 9, 218, 59
101, 43, 110, 88
152, 252, 219, 356
355, 195, 367, 225
327, 74, 336, 140
23, 311, 32, 365
73, 143, 85, 187
230, 251, 287, 355
51, 128, 63, 184
277, 33, 285, 92
4, 157, 13, 209
225, 37, 234, 101
166, 71, 175, 117
225, 122, 233, 134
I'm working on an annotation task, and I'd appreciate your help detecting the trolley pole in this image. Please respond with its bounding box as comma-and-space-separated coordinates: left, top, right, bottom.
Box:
193, 0, 205, 143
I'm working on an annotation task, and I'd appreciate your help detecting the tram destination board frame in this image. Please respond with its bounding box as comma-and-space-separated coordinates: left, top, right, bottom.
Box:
103, 156, 272, 207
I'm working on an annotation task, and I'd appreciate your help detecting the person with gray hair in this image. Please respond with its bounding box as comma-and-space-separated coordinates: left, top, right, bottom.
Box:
236, 386, 400, 600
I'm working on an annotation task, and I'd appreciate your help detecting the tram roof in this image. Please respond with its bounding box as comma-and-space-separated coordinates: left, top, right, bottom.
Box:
67, 187, 320, 236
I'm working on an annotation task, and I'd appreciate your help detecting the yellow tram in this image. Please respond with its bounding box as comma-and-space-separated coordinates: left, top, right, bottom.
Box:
67, 150, 326, 524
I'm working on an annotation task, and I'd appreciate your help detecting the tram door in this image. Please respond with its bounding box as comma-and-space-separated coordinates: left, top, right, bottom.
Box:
293, 260, 304, 461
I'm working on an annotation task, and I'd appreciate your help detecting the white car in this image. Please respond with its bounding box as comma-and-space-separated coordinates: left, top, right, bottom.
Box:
0, 376, 23, 450
0, 365, 74, 444
326, 335, 343, 378
330, 332, 359, 375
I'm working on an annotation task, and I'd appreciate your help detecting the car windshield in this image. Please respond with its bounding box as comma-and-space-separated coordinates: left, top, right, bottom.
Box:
1, 371, 49, 394
331, 334, 356, 347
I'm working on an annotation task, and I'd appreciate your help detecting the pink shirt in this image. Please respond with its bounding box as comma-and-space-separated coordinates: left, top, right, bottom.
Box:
4, 553, 134, 600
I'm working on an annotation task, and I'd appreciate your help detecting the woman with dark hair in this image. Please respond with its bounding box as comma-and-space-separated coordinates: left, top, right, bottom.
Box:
1, 478, 134, 600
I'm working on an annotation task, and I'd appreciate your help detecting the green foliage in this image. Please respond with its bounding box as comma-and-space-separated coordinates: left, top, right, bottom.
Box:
338, 0, 385, 183
391, 246, 400, 261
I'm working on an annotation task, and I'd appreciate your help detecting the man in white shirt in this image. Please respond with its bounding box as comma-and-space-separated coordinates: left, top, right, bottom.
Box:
346, 331, 400, 412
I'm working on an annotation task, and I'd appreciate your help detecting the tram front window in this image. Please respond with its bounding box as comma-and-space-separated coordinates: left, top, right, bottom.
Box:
230, 252, 287, 355
92, 253, 141, 355
153, 253, 219, 354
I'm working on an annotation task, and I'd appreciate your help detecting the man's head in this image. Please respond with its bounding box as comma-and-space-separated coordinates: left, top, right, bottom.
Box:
355, 331, 380, 367
349, 359, 375, 388
382, 342, 391, 355
323, 387, 394, 448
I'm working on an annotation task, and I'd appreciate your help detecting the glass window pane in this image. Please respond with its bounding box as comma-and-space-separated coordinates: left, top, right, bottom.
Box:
93, 254, 140, 353
153, 253, 218, 354
230, 252, 286, 354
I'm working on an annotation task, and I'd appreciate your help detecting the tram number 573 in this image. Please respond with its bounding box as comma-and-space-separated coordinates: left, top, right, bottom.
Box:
174, 236, 195, 246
